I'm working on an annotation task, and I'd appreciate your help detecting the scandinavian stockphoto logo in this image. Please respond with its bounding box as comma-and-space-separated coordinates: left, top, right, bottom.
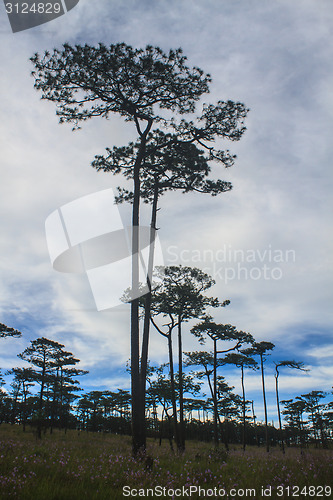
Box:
45, 189, 164, 310
3, 0, 80, 33
166, 245, 296, 283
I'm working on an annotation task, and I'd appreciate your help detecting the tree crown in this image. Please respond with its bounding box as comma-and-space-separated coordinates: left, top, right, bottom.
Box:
92, 129, 234, 204
0, 323, 21, 339
150, 266, 219, 323
31, 43, 211, 127
190, 317, 253, 346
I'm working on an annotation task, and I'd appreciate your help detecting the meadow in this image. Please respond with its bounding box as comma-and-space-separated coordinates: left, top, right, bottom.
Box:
0, 425, 332, 499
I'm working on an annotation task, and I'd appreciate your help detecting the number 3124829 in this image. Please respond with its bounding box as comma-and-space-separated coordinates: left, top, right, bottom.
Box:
276, 485, 332, 497
5, 3, 62, 14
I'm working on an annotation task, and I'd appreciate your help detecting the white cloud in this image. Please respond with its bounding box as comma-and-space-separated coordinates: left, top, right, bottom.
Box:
306, 345, 333, 360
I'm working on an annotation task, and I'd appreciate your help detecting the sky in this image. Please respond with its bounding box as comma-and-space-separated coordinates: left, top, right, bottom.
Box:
0, 0, 332, 423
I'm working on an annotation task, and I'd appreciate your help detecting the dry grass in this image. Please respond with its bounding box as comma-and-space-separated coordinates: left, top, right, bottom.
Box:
0, 424, 332, 499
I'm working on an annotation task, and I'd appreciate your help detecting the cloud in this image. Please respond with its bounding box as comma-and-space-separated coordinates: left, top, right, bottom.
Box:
306, 345, 333, 360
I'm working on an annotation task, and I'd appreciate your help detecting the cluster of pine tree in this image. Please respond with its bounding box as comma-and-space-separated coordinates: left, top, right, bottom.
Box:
1, 321, 332, 452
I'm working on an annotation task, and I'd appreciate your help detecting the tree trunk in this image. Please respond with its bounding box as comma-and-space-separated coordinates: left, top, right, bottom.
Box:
37, 361, 46, 439
140, 179, 159, 390
131, 170, 141, 455
241, 365, 246, 451
251, 400, 259, 447
11, 390, 19, 425
260, 354, 269, 452
213, 339, 219, 448
153, 400, 158, 440
275, 371, 285, 454
130, 122, 151, 456
206, 365, 228, 451
50, 371, 59, 435
177, 318, 185, 452
299, 411, 305, 451
168, 333, 180, 451
311, 410, 319, 448
22, 382, 27, 433
60, 367, 63, 430
139, 178, 159, 449
318, 414, 328, 449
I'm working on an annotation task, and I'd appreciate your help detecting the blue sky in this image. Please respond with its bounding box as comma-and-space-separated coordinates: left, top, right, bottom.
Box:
0, 0, 332, 422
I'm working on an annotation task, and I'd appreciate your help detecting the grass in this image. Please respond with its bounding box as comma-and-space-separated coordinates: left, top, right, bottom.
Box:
0, 424, 332, 499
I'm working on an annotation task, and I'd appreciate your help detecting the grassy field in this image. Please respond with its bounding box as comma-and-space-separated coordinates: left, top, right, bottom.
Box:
0, 425, 332, 499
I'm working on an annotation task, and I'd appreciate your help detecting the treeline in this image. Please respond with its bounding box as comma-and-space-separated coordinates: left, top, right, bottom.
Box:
0, 330, 88, 438
1, 322, 332, 451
